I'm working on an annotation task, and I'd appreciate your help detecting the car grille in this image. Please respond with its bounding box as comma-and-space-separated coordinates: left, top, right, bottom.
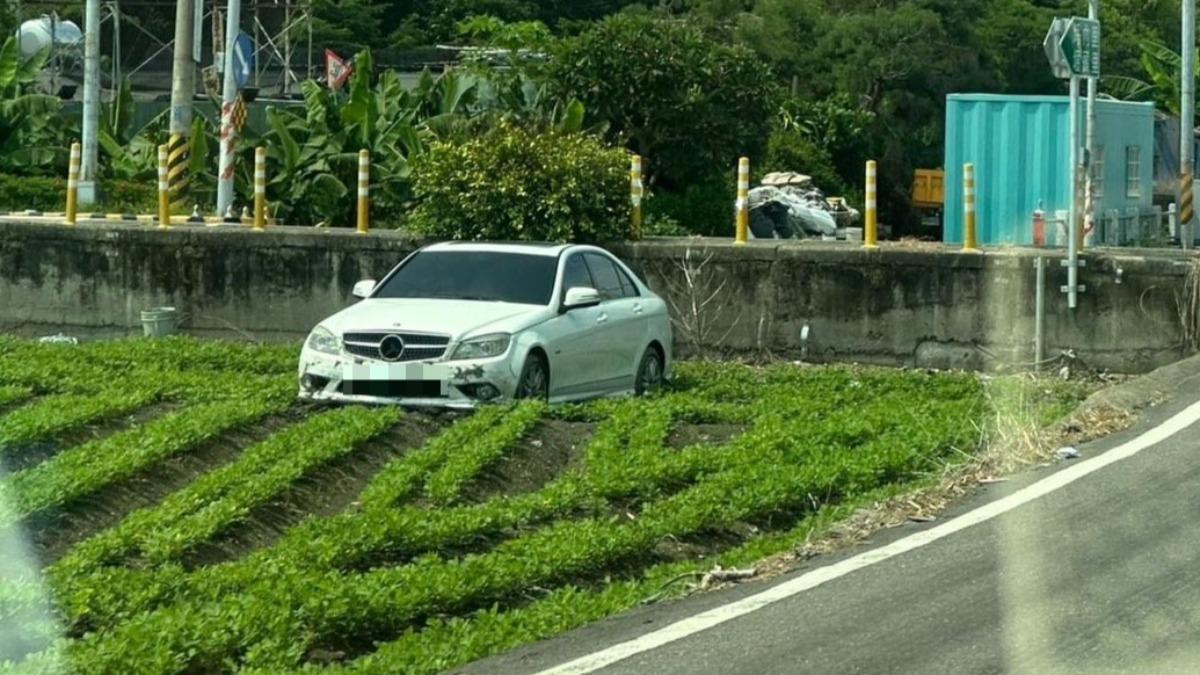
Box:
342, 332, 451, 362
341, 380, 446, 398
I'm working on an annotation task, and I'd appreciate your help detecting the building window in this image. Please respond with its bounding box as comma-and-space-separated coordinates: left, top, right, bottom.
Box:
1125, 146, 1141, 199
1091, 145, 1104, 199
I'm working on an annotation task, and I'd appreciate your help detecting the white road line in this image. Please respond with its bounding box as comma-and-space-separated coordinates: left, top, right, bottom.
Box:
537, 398, 1200, 675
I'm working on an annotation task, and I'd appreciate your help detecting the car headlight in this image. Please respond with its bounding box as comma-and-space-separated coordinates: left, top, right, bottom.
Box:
306, 326, 340, 355
451, 333, 511, 360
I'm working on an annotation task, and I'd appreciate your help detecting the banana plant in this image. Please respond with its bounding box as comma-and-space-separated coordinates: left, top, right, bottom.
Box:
0, 37, 65, 173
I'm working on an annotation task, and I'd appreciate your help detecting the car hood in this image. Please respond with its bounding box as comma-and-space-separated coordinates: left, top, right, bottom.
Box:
321, 298, 549, 339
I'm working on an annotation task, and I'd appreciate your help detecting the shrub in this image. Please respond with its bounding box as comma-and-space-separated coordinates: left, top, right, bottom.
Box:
408, 124, 631, 243
644, 174, 734, 238
0, 174, 157, 214
763, 129, 847, 197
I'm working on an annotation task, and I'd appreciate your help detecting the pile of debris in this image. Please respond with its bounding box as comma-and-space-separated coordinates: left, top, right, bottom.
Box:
748, 172, 860, 240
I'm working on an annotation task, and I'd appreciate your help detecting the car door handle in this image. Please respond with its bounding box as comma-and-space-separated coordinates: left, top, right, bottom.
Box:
632, 303, 644, 314
596, 313, 608, 324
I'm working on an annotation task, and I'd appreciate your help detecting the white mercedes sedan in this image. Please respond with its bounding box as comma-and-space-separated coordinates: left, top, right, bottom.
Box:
297, 242, 673, 408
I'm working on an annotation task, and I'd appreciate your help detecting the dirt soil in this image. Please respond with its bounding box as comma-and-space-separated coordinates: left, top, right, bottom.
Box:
462, 420, 595, 504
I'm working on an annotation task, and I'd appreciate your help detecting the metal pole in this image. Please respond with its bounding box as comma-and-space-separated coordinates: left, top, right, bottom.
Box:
630, 155, 643, 240
110, 2, 121, 90
1084, 0, 1099, 247
157, 144, 170, 229
864, 160, 878, 248
1035, 256, 1045, 367
734, 157, 749, 245
253, 146, 266, 230
216, 0, 242, 217
963, 163, 979, 251
168, 0, 195, 211
282, 0, 291, 95
356, 149, 370, 234
78, 0, 101, 205
65, 142, 80, 226
1067, 75, 1080, 309
1182, 0, 1196, 250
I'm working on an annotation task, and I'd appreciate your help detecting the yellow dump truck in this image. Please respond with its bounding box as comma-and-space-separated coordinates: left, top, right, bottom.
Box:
912, 168, 944, 231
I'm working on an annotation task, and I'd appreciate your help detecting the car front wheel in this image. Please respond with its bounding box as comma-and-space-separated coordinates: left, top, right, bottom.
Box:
635, 346, 664, 396
515, 352, 549, 400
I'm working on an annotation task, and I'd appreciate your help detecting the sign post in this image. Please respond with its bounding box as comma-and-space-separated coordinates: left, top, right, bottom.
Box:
1045, 16, 1101, 310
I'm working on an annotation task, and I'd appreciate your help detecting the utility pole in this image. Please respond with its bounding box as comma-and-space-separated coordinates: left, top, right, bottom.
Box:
216, 0, 242, 217
78, 0, 101, 205
1084, 0, 1098, 245
168, 0, 196, 212
1182, 0, 1196, 250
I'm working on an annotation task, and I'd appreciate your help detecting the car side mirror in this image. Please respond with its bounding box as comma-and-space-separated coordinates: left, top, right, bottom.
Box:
562, 286, 602, 312
352, 279, 376, 299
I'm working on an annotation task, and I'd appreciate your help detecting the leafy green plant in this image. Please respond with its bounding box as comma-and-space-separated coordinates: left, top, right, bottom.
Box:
408, 122, 630, 242
0, 37, 66, 174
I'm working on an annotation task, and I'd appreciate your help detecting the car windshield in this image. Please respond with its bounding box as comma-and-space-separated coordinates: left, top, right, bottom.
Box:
372, 250, 558, 305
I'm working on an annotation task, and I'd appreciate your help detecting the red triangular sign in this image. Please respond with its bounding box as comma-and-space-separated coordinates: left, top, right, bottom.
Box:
326, 49, 353, 91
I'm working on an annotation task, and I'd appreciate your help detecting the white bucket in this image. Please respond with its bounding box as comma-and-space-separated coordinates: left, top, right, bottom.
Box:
141, 306, 178, 338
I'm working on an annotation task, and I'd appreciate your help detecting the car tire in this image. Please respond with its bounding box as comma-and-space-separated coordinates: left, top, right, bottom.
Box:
515, 352, 550, 401
635, 345, 664, 396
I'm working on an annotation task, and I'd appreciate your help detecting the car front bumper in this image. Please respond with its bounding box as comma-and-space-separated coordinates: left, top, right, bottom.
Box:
297, 348, 520, 409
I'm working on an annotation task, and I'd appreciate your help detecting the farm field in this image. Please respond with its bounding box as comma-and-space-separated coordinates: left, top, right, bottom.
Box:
0, 335, 1087, 674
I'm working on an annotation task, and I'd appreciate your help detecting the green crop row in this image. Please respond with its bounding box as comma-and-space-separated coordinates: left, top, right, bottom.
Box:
58, 406, 401, 574
0, 389, 163, 458
0, 396, 292, 528
0, 385, 32, 408
58, 420, 936, 672
356, 405, 519, 510
424, 401, 545, 505
39, 379, 977, 637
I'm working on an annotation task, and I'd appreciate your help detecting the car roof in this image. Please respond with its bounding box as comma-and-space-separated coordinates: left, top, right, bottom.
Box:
423, 241, 573, 257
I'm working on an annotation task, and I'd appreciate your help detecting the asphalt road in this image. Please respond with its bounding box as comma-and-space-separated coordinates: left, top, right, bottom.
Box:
463, 375, 1200, 675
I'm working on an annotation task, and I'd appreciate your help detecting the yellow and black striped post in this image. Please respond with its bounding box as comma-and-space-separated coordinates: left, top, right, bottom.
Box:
166, 133, 189, 210
253, 147, 267, 231
157, 144, 170, 230
630, 154, 643, 239
734, 156, 749, 245
65, 142, 80, 226
864, 160, 878, 248
356, 149, 370, 234
963, 163, 979, 252
1181, 172, 1194, 248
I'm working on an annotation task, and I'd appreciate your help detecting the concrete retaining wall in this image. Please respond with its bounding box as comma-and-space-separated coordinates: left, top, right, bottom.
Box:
0, 220, 1193, 373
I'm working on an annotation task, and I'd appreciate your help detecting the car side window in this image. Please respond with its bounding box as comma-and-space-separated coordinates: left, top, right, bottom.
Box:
614, 263, 640, 298
562, 254, 594, 294
583, 254, 628, 301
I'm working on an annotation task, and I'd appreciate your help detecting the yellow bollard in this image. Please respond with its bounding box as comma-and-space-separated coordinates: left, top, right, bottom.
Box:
157, 144, 170, 229
734, 156, 749, 245
64, 142, 80, 226
630, 154, 643, 239
253, 147, 267, 231
864, 160, 878, 248
963, 163, 979, 251
356, 149, 370, 234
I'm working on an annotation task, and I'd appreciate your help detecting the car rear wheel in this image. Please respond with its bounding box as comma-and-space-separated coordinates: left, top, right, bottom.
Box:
635, 346, 664, 396
515, 352, 549, 400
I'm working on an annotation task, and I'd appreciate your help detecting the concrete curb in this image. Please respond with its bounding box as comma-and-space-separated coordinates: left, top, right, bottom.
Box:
1074, 352, 1200, 417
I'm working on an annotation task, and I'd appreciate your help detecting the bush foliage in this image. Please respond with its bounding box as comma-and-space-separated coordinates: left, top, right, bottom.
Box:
408, 123, 631, 242
0, 174, 156, 214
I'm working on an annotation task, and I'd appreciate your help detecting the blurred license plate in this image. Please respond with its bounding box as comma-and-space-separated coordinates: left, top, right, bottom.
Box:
343, 362, 452, 381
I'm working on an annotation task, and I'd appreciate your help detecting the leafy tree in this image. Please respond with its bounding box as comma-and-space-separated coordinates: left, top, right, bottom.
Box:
545, 14, 777, 190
